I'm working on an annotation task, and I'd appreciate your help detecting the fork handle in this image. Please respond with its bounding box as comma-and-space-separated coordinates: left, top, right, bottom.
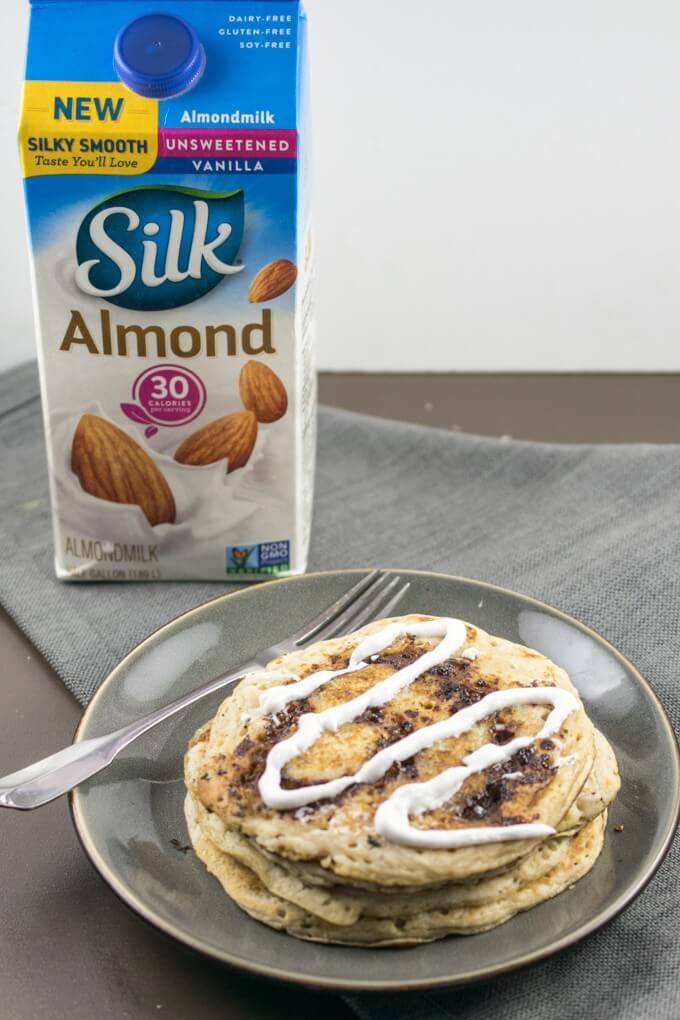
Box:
0, 659, 259, 811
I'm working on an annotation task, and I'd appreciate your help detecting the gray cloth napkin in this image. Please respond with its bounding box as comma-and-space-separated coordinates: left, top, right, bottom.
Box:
1, 360, 678, 1019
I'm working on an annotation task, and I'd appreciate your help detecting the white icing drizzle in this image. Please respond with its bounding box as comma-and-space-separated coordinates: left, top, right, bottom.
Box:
373, 687, 575, 847
254, 618, 579, 848
257, 619, 466, 720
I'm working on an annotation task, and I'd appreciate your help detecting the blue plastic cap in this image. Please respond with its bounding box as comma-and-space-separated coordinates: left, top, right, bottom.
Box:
114, 12, 205, 99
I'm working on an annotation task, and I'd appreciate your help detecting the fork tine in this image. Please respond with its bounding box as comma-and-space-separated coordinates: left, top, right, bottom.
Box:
308, 573, 396, 643
304, 575, 410, 646
367, 579, 411, 625
321, 577, 410, 642
291, 570, 384, 645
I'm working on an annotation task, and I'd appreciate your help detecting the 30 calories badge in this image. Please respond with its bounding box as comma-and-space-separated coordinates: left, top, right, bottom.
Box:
121, 365, 207, 438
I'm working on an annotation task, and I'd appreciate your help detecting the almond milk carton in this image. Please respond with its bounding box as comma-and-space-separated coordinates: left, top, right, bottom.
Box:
19, 0, 314, 581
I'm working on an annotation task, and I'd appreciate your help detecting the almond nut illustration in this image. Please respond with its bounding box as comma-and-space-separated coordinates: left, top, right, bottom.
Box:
239, 361, 288, 423
71, 414, 176, 526
174, 410, 258, 472
247, 258, 297, 303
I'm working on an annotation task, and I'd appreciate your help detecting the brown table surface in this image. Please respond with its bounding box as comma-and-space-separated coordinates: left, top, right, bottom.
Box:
2, 372, 679, 1020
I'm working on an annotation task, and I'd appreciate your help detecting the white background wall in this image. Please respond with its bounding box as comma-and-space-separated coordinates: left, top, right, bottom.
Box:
3, 1, 680, 373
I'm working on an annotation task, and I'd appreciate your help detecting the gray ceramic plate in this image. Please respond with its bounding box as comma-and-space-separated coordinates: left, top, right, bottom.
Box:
71, 570, 679, 991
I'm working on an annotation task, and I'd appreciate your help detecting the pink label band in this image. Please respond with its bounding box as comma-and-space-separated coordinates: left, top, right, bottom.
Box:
158, 128, 297, 159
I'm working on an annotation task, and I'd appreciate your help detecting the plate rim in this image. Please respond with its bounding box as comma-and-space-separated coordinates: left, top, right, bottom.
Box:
70, 568, 680, 992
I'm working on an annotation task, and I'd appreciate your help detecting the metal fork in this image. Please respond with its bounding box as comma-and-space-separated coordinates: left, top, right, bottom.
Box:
0, 571, 410, 810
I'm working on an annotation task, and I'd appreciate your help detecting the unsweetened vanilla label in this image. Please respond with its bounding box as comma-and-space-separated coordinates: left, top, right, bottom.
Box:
20, 0, 314, 581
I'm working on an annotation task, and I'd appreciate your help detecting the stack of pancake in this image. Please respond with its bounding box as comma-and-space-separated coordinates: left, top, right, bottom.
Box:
184, 614, 619, 945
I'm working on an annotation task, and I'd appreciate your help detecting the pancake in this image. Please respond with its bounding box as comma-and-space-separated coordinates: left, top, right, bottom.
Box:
185, 720, 618, 903
185, 612, 618, 945
192, 615, 597, 886
187, 789, 607, 926
185, 793, 607, 945
556, 727, 619, 836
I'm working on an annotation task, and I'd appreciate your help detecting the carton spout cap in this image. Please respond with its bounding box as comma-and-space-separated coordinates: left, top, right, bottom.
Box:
114, 12, 205, 99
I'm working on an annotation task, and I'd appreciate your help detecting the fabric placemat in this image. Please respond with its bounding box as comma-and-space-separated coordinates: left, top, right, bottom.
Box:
1, 360, 678, 1019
